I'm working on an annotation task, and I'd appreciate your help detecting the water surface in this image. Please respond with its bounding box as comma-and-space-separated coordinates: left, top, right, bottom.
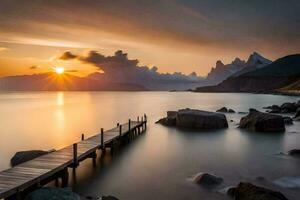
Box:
0, 92, 299, 199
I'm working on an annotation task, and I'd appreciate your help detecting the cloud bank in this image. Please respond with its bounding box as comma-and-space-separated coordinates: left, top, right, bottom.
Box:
60, 50, 203, 89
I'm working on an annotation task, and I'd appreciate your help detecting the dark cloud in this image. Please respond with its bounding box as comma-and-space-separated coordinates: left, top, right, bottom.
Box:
61, 50, 203, 89
60, 51, 78, 60
29, 65, 38, 70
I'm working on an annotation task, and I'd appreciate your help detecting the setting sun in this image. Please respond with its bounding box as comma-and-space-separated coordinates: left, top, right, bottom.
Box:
54, 67, 65, 75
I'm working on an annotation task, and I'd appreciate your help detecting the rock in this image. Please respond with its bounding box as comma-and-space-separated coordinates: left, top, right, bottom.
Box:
283, 117, 293, 125
228, 109, 236, 113
216, 107, 228, 112
25, 187, 80, 200
157, 109, 228, 130
193, 173, 223, 186
294, 109, 300, 118
239, 109, 285, 132
288, 149, 300, 156
227, 182, 288, 200
280, 102, 297, 113
102, 196, 119, 200
11, 150, 50, 166
176, 109, 228, 129
216, 107, 235, 113
238, 112, 248, 114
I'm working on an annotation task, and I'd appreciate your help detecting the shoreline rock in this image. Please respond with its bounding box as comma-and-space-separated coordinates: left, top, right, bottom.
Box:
227, 182, 288, 200
156, 108, 228, 130
25, 187, 80, 200
216, 107, 236, 113
193, 173, 223, 186
239, 109, 285, 132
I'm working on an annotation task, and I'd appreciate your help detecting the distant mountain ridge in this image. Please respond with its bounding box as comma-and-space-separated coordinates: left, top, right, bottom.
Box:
205, 52, 271, 85
0, 73, 147, 91
195, 54, 300, 93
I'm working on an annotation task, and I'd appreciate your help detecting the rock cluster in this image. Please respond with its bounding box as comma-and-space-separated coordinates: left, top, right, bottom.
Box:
156, 108, 228, 130
239, 109, 285, 132
264, 101, 300, 114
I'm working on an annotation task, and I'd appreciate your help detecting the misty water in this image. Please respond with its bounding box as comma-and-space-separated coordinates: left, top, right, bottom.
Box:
0, 92, 300, 199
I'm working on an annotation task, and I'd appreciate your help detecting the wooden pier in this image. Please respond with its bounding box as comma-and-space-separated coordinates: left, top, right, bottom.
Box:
0, 115, 147, 199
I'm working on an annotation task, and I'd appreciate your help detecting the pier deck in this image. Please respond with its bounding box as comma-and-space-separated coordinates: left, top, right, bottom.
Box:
0, 118, 147, 199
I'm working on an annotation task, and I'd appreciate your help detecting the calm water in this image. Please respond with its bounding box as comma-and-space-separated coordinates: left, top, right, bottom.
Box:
0, 92, 300, 199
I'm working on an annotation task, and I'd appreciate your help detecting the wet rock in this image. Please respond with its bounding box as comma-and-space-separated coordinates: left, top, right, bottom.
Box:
216, 107, 235, 113
294, 109, 300, 118
239, 109, 285, 132
288, 149, 300, 156
193, 173, 223, 186
283, 117, 293, 125
102, 196, 119, 200
227, 182, 288, 200
25, 187, 80, 200
11, 150, 50, 166
280, 102, 297, 113
238, 112, 248, 114
228, 109, 236, 113
157, 109, 228, 130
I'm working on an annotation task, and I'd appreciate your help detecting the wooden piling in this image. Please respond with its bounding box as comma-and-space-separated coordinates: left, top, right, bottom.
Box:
81, 133, 84, 141
101, 128, 104, 151
73, 143, 78, 168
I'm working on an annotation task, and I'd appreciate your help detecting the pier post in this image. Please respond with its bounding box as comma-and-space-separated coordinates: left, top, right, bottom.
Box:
61, 168, 69, 187
81, 133, 84, 141
73, 143, 78, 168
117, 123, 120, 127
137, 116, 139, 122
119, 125, 122, 138
101, 128, 105, 152
144, 114, 147, 129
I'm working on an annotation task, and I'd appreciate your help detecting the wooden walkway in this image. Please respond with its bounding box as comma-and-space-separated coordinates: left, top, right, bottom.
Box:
0, 117, 147, 199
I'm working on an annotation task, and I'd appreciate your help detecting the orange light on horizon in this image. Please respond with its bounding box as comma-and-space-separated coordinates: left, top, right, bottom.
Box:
54, 67, 65, 75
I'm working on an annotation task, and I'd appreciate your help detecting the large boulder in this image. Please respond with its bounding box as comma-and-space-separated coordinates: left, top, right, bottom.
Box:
280, 102, 297, 113
193, 173, 223, 186
25, 187, 80, 200
11, 150, 50, 166
288, 149, 300, 156
157, 108, 228, 130
227, 182, 288, 200
239, 109, 285, 132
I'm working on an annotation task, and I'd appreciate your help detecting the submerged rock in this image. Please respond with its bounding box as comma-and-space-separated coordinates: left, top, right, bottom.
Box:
25, 187, 80, 200
280, 102, 297, 113
283, 117, 293, 125
239, 109, 285, 132
193, 173, 223, 186
288, 149, 300, 156
227, 182, 288, 200
157, 108, 228, 130
216, 107, 235, 113
102, 196, 119, 200
11, 150, 50, 166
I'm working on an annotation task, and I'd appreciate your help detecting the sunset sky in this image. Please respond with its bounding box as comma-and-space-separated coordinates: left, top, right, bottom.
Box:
0, 0, 299, 77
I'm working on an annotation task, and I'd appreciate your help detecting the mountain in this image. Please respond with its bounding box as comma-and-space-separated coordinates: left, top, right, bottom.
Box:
205, 52, 271, 85
0, 73, 147, 91
195, 54, 300, 93
232, 52, 272, 76
205, 58, 245, 85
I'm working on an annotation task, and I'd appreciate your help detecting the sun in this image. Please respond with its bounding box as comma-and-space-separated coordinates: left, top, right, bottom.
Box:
54, 67, 65, 75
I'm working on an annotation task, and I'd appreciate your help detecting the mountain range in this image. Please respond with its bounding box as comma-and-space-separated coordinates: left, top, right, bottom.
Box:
0, 73, 147, 91
195, 54, 300, 94
205, 52, 272, 85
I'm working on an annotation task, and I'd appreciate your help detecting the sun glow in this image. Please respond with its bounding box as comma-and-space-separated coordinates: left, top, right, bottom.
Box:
54, 67, 65, 74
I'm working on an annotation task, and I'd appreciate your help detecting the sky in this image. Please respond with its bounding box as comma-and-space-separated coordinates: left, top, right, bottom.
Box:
0, 0, 299, 78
